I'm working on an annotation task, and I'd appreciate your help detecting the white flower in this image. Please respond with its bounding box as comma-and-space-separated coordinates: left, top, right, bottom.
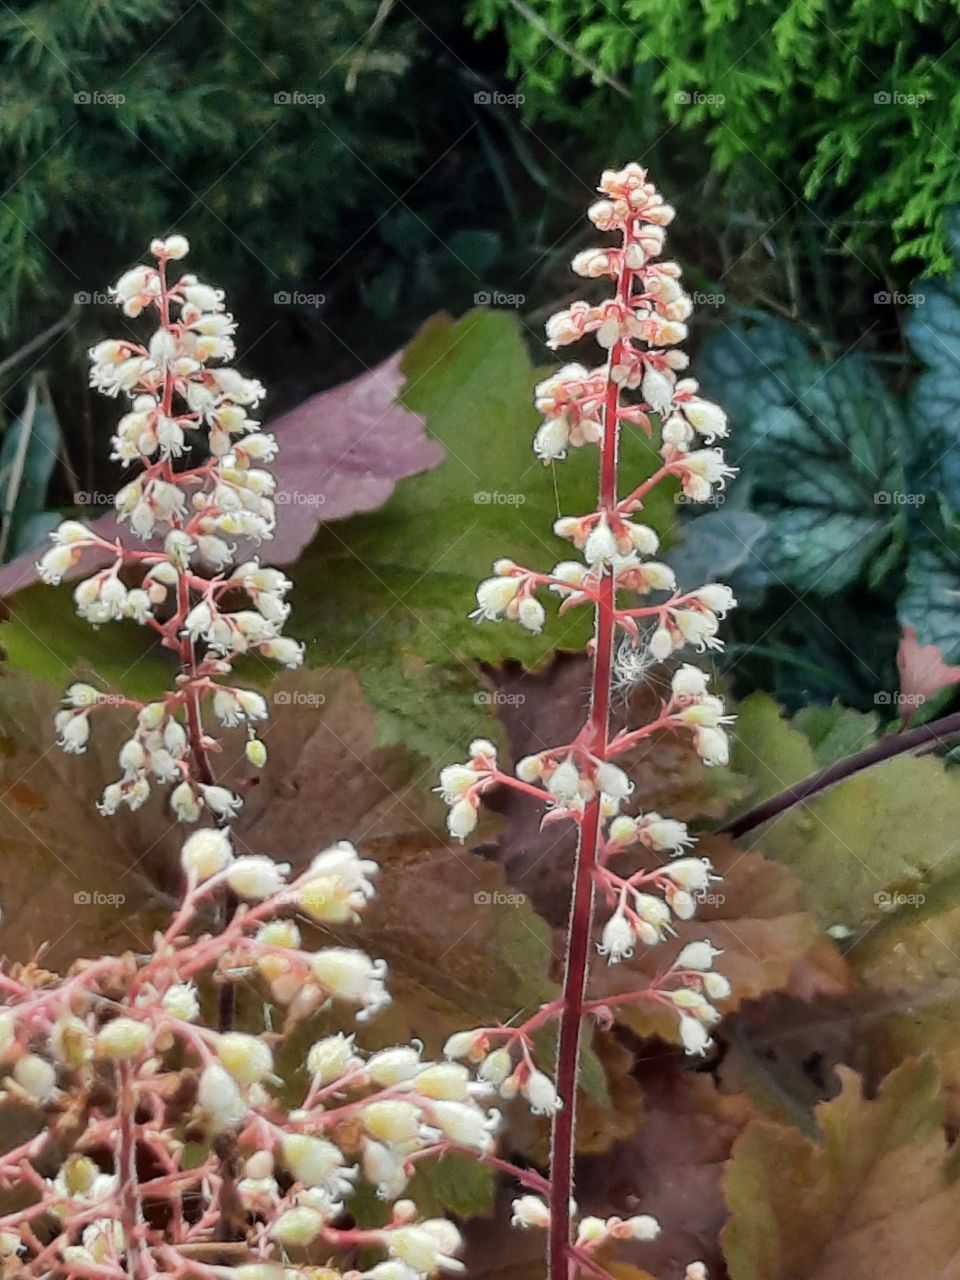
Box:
0, 1011, 16, 1059
13, 1055, 57, 1101
517, 595, 546, 633
430, 1100, 497, 1151
54, 710, 90, 755
598, 909, 635, 963
198, 1064, 245, 1130
95, 1018, 150, 1060
524, 1068, 562, 1116
547, 759, 580, 804
310, 948, 389, 1019
447, 796, 479, 841
368, 1046, 424, 1087
271, 1206, 324, 1246
162, 983, 199, 1022
477, 1047, 511, 1085
641, 814, 693, 852
672, 664, 710, 698
389, 1222, 464, 1276
704, 972, 732, 1000
362, 1100, 423, 1144
584, 519, 618, 565
596, 761, 632, 800
617, 1214, 661, 1241
307, 1033, 359, 1084
511, 1196, 551, 1229
678, 1015, 712, 1057
217, 1032, 273, 1085
443, 1029, 486, 1061
199, 784, 242, 819
226, 856, 289, 900
695, 583, 737, 616
642, 365, 675, 413
472, 575, 521, 622
675, 941, 723, 971
281, 1133, 346, 1191
694, 725, 729, 766
363, 1140, 410, 1200
662, 858, 714, 891
180, 828, 233, 880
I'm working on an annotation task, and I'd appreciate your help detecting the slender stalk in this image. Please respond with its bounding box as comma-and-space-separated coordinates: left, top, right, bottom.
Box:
723, 709, 960, 839
548, 330, 624, 1280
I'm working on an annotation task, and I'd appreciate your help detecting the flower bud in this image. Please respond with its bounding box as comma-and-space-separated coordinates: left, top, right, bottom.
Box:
162, 983, 200, 1022
180, 827, 233, 880
226, 856, 288, 900
96, 1017, 150, 1060
271, 1206, 324, 1246
217, 1032, 273, 1085
13, 1054, 57, 1101
281, 1133, 343, 1188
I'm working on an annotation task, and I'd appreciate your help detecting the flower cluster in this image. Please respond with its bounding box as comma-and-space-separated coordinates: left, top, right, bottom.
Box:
0, 836, 509, 1277
438, 164, 733, 1279
39, 236, 302, 823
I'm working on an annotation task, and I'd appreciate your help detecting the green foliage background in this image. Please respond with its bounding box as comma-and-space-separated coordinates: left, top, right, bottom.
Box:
469, 0, 960, 273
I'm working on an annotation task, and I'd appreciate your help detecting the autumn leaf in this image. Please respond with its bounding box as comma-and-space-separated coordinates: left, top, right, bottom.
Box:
723, 1057, 960, 1280
584, 836, 847, 1047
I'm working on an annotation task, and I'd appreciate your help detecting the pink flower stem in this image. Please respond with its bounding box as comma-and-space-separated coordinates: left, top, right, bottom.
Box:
547, 285, 628, 1280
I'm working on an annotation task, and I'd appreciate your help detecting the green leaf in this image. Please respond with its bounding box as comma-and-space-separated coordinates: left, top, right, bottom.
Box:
405, 1152, 495, 1218
698, 321, 906, 593
731, 692, 960, 931
286, 310, 675, 760
905, 266, 960, 514
898, 538, 960, 663
0, 393, 61, 561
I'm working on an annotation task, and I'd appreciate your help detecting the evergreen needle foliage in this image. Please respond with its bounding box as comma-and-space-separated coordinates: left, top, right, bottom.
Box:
469, 0, 960, 273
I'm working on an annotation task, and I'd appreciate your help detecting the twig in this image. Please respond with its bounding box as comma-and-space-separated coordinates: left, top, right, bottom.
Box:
723, 711, 960, 839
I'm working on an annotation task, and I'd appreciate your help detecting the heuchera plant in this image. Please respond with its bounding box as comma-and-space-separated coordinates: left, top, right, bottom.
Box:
436, 163, 735, 1280
0, 164, 733, 1280
1, 240, 510, 1278
37, 234, 302, 822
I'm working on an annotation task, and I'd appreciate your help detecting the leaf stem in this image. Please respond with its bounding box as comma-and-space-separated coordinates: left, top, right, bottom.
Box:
723, 709, 960, 839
